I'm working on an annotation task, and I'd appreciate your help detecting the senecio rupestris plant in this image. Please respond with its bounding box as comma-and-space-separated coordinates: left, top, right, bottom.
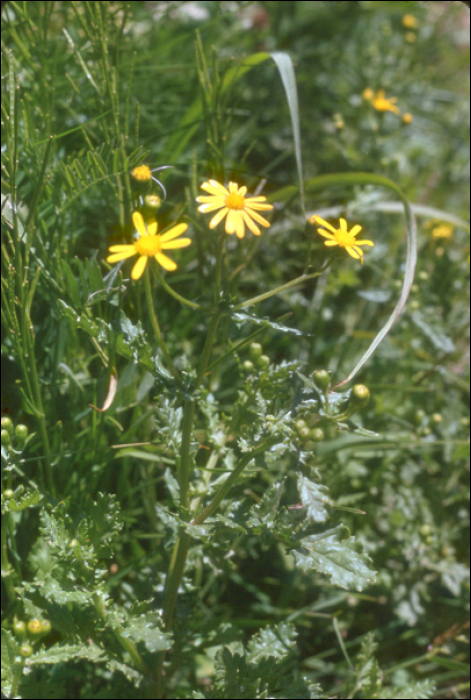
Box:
2, 3, 469, 700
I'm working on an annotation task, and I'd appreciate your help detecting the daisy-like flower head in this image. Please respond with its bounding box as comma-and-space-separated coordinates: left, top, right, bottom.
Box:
431, 223, 454, 240
402, 14, 418, 29
310, 215, 374, 264
371, 89, 400, 115
196, 179, 273, 239
131, 164, 173, 198
107, 211, 191, 280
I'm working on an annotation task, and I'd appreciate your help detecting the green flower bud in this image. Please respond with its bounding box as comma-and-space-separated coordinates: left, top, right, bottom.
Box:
13, 620, 26, 636
20, 643, 33, 657
310, 427, 325, 442
1, 429, 11, 447
298, 427, 310, 441
351, 384, 370, 407
15, 424, 29, 442
3, 489, 15, 499
249, 343, 262, 360
144, 194, 162, 210
27, 619, 43, 635
242, 360, 254, 373
313, 370, 330, 389
295, 419, 307, 433
257, 355, 270, 369
40, 619, 51, 634
1, 416, 14, 434
414, 409, 426, 424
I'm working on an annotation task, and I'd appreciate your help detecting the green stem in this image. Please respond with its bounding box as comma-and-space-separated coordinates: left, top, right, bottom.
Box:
1, 514, 17, 605
91, 587, 149, 675
155, 268, 202, 310
161, 532, 191, 632
191, 437, 281, 526
232, 269, 328, 311
144, 267, 184, 389
158, 237, 226, 698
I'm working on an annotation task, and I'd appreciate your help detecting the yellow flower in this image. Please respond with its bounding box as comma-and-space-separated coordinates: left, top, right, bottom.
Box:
402, 112, 413, 124
371, 89, 400, 115
310, 215, 374, 264
196, 180, 273, 238
107, 211, 191, 280
405, 32, 417, 43
131, 164, 173, 198
431, 224, 454, 240
362, 87, 375, 101
402, 14, 418, 29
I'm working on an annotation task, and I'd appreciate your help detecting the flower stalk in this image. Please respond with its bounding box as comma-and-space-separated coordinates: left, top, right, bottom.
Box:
143, 267, 184, 389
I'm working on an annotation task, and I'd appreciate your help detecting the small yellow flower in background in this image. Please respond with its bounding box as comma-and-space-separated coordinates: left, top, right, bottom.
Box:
196, 180, 273, 239
402, 14, 418, 30
362, 87, 375, 101
405, 32, 417, 43
107, 211, 191, 280
371, 89, 400, 115
402, 113, 413, 124
310, 215, 374, 264
431, 224, 454, 240
131, 164, 173, 198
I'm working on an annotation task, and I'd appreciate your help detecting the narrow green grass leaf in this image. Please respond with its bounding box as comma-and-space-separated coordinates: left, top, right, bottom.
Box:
270, 52, 305, 216
304, 172, 417, 388
221, 52, 271, 94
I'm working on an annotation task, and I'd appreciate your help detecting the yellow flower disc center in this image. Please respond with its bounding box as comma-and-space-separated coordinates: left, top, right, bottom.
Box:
225, 192, 246, 210
132, 165, 152, 181
335, 231, 356, 248
135, 236, 161, 257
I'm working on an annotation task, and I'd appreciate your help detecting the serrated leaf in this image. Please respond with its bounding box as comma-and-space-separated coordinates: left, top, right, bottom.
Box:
380, 678, 436, 699
233, 312, 305, 336
247, 480, 285, 530
1, 629, 24, 698
27, 642, 106, 665
118, 611, 172, 654
297, 474, 332, 523
293, 524, 376, 591
2, 488, 42, 513
353, 633, 382, 699
247, 622, 297, 661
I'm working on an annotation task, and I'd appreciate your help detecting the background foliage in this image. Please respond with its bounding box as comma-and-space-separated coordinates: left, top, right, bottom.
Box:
1, 2, 469, 699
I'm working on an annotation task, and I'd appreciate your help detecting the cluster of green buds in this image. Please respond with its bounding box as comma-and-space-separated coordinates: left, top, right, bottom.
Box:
295, 418, 325, 449
1, 417, 29, 451
13, 617, 52, 657
242, 342, 270, 374
295, 370, 372, 448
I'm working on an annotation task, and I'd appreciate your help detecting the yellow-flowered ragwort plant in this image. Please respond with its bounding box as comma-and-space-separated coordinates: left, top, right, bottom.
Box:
196, 180, 273, 238
310, 215, 374, 264
107, 211, 191, 280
